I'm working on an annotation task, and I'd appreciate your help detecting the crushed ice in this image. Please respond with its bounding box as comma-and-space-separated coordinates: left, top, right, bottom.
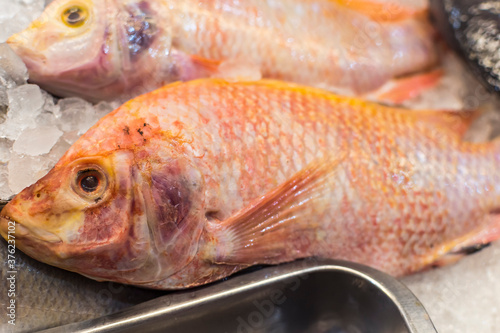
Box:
0, 0, 45, 43
0, 42, 116, 197
0, 0, 119, 198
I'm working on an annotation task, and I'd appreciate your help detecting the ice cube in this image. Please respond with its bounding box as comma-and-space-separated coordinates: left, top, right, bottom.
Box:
7, 136, 70, 195
0, 43, 28, 88
41, 89, 58, 111
7, 84, 44, 119
8, 153, 51, 194
62, 130, 80, 146
0, 164, 13, 199
0, 0, 45, 43
56, 97, 99, 135
0, 84, 45, 140
13, 125, 62, 156
46, 137, 71, 168
36, 111, 57, 127
94, 101, 117, 119
0, 86, 7, 124
0, 138, 12, 163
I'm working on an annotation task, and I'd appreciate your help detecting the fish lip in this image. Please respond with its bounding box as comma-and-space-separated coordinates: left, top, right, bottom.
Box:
6, 37, 48, 73
0, 214, 62, 244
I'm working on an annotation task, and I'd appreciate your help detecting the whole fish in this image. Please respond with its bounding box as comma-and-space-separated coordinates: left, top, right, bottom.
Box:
6, 0, 437, 102
0, 239, 160, 332
1, 79, 499, 289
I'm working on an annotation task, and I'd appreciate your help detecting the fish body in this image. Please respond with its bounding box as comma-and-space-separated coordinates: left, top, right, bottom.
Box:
7, 0, 437, 101
1, 79, 500, 289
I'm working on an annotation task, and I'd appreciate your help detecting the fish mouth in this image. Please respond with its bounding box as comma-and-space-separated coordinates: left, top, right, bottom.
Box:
7, 35, 48, 73
0, 214, 62, 244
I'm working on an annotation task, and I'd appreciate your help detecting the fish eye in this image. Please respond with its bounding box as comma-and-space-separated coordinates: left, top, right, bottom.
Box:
62, 6, 88, 28
80, 172, 99, 193
72, 168, 108, 202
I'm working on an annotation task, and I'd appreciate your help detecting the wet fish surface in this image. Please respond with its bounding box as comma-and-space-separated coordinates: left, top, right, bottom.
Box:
0, 238, 160, 332
1, 79, 500, 290
7, 0, 437, 101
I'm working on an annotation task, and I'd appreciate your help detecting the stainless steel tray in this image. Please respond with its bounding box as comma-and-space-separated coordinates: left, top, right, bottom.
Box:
40, 259, 436, 333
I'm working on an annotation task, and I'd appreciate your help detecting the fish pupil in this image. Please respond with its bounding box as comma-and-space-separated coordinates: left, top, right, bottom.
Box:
81, 175, 99, 193
63, 7, 86, 26
68, 11, 81, 23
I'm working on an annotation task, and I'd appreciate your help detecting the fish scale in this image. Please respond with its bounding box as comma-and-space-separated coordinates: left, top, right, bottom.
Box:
197, 85, 334, 208
1, 79, 500, 289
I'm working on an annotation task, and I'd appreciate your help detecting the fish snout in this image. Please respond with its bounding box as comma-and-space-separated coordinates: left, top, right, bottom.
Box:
7, 30, 49, 69
0, 199, 61, 244
7, 31, 34, 53
7, 32, 25, 47
0, 214, 22, 241
0, 215, 30, 239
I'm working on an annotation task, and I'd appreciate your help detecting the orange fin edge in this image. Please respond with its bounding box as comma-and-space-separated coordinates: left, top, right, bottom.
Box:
171, 51, 222, 81
186, 55, 263, 82
376, 69, 444, 105
333, 0, 427, 22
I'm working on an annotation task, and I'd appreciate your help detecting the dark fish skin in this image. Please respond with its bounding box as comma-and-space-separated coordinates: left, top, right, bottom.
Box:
430, 0, 500, 92
0, 238, 161, 332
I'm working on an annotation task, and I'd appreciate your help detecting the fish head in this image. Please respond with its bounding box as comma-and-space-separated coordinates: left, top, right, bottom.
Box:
0, 103, 208, 286
0, 150, 149, 279
6, 0, 123, 101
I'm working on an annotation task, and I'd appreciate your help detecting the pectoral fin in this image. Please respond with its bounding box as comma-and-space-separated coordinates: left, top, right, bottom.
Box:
210, 156, 345, 265
212, 59, 262, 82
375, 69, 443, 105
171, 52, 222, 81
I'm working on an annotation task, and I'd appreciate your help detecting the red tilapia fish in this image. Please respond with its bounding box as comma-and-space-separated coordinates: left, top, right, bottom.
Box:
7, 0, 437, 102
1, 79, 499, 289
